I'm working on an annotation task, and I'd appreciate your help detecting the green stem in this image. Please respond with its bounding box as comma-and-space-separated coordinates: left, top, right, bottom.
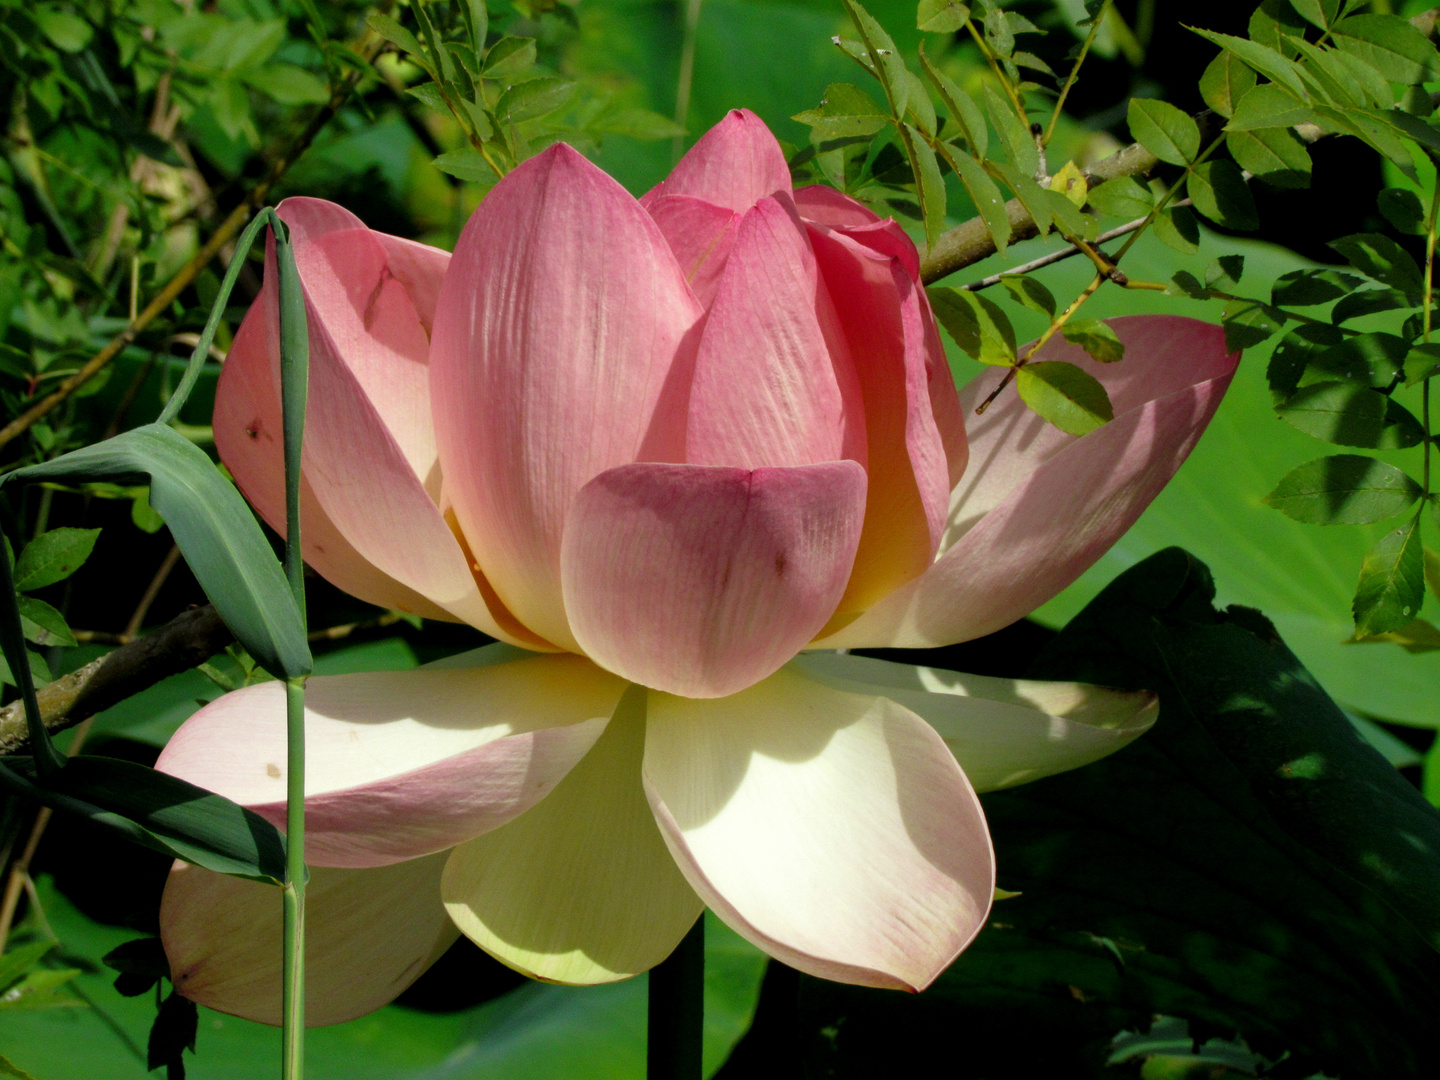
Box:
1044, 0, 1109, 146
1112, 131, 1226, 264
672, 0, 703, 162
272, 218, 311, 1080
647, 916, 705, 1080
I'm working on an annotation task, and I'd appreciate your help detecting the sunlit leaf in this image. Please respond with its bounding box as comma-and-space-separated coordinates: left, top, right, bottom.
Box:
1264, 454, 1420, 524
1060, 319, 1125, 363
927, 287, 1016, 365
1016, 361, 1114, 435
1126, 97, 1201, 166
1226, 128, 1311, 189
1354, 513, 1425, 637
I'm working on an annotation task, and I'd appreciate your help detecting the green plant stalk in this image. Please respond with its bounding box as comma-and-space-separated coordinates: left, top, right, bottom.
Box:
1423, 179, 1439, 503
157, 210, 277, 427
672, 0, 704, 162
647, 916, 705, 1080
963, 16, 1027, 126
1044, 0, 1110, 146
273, 219, 311, 1080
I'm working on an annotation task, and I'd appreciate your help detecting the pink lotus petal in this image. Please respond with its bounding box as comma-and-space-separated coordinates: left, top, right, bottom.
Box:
442, 686, 703, 985
817, 315, 1238, 648
156, 653, 625, 867
643, 194, 739, 309
805, 223, 956, 625
793, 184, 883, 230
561, 461, 866, 697
686, 195, 866, 469
162, 852, 457, 1026
641, 109, 791, 214
214, 311, 454, 622
431, 145, 704, 651
372, 232, 449, 333
644, 667, 993, 990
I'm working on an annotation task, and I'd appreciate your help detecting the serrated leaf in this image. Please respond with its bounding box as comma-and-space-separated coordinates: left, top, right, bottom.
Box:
1189, 27, 1310, 98
1226, 83, 1314, 132
1329, 233, 1424, 298
1309, 332, 1407, 386
1378, 188, 1426, 235
903, 124, 946, 248
1277, 381, 1389, 446
1151, 205, 1200, 254
928, 287, 1016, 364
482, 36, 536, 79
432, 147, 497, 183
1061, 319, 1125, 363
1332, 13, 1440, 85
1265, 454, 1420, 524
1200, 50, 1258, 118
918, 0, 969, 33
903, 70, 937, 136
1087, 176, 1152, 219
1289, 0, 1339, 30
366, 13, 422, 58
496, 77, 574, 123
1016, 361, 1114, 435
13, 528, 99, 592
1226, 128, 1312, 188
1354, 513, 1425, 637
1127, 97, 1201, 166
407, 82, 447, 112
1209, 254, 1245, 289
937, 144, 1009, 253
17, 596, 74, 648
989, 160, 1053, 235
983, 6, 1014, 56
6, 425, 309, 680
986, 86, 1037, 176
242, 63, 329, 105
1188, 159, 1259, 230
1000, 275, 1055, 317
842, 0, 910, 119
919, 46, 987, 159
1271, 269, 1365, 306
1251, 0, 1310, 53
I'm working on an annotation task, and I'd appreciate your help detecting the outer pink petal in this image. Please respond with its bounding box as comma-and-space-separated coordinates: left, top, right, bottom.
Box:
686, 195, 865, 469
805, 223, 955, 627
162, 852, 457, 1026
793, 184, 883, 230
215, 311, 453, 622
431, 145, 704, 651
372, 232, 449, 333
156, 653, 625, 867
643, 194, 739, 309
561, 461, 866, 698
641, 109, 791, 214
644, 668, 994, 991
816, 315, 1239, 648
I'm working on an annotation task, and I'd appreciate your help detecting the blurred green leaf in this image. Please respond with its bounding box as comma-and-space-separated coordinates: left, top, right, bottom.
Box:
1270, 269, 1363, 306
368, 13, 423, 58
1016, 360, 1114, 435
1265, 454, 1420, 524
242, 64, 329, 105
33, 6, 93, 52
496, 78, 575, 123
917, 0, 968, 33
483, 37, 537, 79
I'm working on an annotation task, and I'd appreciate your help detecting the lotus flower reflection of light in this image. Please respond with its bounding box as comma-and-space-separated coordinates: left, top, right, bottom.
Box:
157, 110, 1238, 1025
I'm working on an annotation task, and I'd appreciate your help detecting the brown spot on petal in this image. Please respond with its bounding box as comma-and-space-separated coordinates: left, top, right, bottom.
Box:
246, 419, 261, 439
265, 763, 281, 779
774, 552, 787, 576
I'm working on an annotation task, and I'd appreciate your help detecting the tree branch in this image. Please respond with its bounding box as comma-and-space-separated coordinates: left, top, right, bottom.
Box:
0, 604, 232, 756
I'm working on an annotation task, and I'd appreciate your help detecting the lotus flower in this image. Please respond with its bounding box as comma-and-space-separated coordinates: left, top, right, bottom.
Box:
157, 111, 1238, 1025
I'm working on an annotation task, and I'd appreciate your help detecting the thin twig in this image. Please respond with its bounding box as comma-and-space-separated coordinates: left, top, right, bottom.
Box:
0, 604, 233, 756
124, 544, 182, 640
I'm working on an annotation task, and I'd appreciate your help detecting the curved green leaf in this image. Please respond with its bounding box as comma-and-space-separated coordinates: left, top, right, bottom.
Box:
1264, 454, 1420, 524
